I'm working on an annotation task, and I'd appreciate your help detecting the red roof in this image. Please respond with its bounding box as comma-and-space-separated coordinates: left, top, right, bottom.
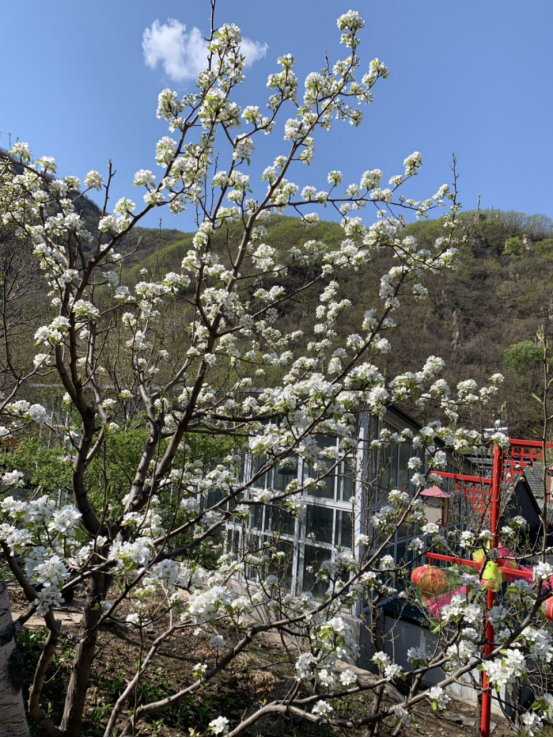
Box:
420, 485, 452, 499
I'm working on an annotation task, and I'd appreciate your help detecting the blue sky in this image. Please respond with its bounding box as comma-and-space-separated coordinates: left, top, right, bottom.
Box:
2, 1, 552, 230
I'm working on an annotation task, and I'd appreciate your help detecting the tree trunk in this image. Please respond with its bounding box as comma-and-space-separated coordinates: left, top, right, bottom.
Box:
60, 573, 107, 734
0, 584, 29, 737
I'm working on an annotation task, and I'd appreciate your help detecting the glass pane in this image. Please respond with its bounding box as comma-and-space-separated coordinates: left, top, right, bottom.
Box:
338, 456, 355, 501
237, 452, 246, 484
304, 504, 334, 545
302, 545, 332, 599
266, 503, 296, 537
251, 454, 268, 489
398, 516, 417, 538
367, 415, 379, 483
206, 488, 225, 508
245, 533, 263, 580
380, 438, 398, 492
226, 528, 240, 555
251, 504, 265, 531
302, 436, 336, 499
267, 538, 294, 591
320, 474, 335, 499
274, 457, 298, 492
335, 510, 353, 549
379, 544, 396, 586
398, 442, 411, 491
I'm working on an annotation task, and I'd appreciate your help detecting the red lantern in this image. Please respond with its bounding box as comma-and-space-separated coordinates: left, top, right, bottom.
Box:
411, 566, 449, 597
543, 597, 553, 622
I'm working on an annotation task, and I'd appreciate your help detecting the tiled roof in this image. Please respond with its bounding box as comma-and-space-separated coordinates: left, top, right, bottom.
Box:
421, 485, 452, 499
519, 464, 547, 510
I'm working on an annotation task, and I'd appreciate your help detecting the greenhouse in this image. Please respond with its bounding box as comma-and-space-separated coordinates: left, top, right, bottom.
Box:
223, 406, 469, 604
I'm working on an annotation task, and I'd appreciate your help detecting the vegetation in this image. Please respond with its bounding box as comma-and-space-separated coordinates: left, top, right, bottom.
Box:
0, 4, 552, 738
3, 204, 553, 438
118, 208, 553, 437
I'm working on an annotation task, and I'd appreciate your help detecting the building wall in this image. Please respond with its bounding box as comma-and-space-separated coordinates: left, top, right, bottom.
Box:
225, 407, 468, 600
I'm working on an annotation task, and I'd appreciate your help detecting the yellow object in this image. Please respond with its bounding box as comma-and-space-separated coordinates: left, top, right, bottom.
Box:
480, 561, 504, 592
472, 548, 486, 565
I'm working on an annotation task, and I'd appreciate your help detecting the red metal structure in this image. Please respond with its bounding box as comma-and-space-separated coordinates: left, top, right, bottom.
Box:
426, 438, 552, 738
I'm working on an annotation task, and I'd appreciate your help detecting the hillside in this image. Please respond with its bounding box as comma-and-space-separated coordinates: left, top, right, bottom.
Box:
2, 178, 552, 437
117, 211, 553, 437
389, 210, 553, 436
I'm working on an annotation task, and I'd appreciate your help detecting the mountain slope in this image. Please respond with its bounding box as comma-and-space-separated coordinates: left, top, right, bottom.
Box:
1, 176, 552, 436
119, 211, 553, 436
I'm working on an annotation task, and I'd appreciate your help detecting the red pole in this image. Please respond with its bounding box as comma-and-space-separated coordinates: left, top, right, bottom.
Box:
480, 443, 504, 737
481, 586, 496, 737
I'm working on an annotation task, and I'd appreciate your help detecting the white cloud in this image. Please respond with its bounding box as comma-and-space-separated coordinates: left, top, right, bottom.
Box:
142, 19, 268, 82
239, 37, 269, 66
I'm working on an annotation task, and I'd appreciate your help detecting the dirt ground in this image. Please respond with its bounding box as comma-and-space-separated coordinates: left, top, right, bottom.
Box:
11, 585, 514, 738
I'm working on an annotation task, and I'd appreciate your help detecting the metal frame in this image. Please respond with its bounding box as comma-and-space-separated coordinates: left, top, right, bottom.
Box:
428, 438, 553, 738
